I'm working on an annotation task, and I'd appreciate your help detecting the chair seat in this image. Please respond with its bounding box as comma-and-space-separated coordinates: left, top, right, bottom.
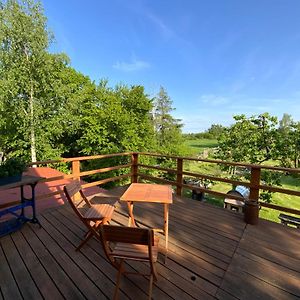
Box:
84, 204, 115, 220
111, 236, 159, 262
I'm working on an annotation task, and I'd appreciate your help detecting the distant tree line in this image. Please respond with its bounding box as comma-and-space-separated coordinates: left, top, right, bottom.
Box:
183, 124, 226, 140
0, 0, 184, 169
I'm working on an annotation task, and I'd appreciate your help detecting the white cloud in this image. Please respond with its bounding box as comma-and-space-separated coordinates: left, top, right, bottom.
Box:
113, 58, 150, 72
199, 94, 230, 106
146, 12, 175, 40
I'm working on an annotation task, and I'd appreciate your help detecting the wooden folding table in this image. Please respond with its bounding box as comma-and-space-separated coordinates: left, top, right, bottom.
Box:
120, 183, 173, 259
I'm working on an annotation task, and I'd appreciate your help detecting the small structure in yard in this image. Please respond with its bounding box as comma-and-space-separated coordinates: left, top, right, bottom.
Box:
224, 185, 250, 213
278, 213, 300, 229
184, 178, 212, 201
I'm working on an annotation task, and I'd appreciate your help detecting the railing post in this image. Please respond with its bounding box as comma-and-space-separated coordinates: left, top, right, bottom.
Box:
249, 166, 261, 201
244, 166, 261, 225
131, 153, 138, 183
176, 158, 183, 196
72, 160, 80, 181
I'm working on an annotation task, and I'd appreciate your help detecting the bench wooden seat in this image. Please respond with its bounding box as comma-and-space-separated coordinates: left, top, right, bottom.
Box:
224, 198, 244, 213
278, 213, 300, 228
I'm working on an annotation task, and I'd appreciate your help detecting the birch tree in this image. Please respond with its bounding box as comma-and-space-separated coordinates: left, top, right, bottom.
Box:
0, 0, 53, 162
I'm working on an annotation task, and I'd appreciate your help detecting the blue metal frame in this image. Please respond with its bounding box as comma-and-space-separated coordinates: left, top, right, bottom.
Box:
0, 178, 41, 236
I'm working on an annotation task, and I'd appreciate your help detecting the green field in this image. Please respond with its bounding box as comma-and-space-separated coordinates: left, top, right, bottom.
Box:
183, 139, 218, 156
183, 138, 300, 223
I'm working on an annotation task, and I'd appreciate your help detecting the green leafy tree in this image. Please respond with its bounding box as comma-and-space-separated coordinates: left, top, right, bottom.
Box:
206, 124, 225, 139
279, 113, 293, 133
216, 113, 280, 202
275, 119, 300, 168
216, 113, 278, 164
78, 82, 156, 156
0, 0, 66, 162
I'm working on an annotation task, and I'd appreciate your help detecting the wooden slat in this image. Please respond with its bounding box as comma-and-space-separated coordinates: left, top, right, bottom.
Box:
59, 205, 217, 299
37, 214, 124, 299
21, 225, 85, 300
0, 240, 23, 300
11, 231, 64, 300
228, 253, 300, 297
49, 207, 149, 300
1, 234, 43, 300
1, 186, 300, 300
220, 269, 297, 300
84, 204, 114, 219
29, 224, 105, 299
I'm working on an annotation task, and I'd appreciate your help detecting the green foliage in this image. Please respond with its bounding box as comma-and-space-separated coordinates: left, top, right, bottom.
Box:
0, 157, 27, 177
0, 0, 68, 162
77, 82, 156, 156
152, 86, 185, 156
216, 113, 278, 164
274, 118, 300, 168
215, 113, 284, 203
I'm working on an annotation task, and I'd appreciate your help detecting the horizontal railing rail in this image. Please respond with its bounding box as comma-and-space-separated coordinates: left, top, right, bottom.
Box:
2, 152, 299, 216
137, 152, 300, 215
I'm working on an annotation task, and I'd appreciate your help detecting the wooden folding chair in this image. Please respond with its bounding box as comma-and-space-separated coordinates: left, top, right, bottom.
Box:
63, 180, 116, 251
100, 225, 159, 300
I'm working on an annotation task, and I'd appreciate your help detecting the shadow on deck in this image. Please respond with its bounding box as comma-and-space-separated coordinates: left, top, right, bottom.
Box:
1, 186, 299, 300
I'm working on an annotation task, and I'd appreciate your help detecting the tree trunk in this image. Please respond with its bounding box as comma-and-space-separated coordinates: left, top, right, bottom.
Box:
30, 85, 37, 165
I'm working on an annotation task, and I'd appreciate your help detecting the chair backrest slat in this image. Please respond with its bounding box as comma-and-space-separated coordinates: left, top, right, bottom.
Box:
64, 180, 91, 209
101, 225, 152, 245
64, 180, 81, 198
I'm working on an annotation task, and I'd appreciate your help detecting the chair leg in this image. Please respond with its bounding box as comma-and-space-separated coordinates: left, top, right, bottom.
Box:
148, 274, 153, 300
76, 231, 93, 251
113, 259, 124, 300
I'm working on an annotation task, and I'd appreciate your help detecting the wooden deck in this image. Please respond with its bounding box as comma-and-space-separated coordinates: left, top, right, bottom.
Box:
1, 186, 300, 300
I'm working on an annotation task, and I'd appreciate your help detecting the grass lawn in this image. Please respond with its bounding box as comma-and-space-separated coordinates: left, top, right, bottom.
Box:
183, 139, 218, 156
183, 138, 300, 223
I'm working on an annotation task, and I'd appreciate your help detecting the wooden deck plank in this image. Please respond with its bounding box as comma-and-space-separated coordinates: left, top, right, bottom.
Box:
29, 218, 114, 300
11, 231, 64, 300
238, 238, 300, 273
219, 269, 299, 300
42, 209, 133, 300
167, 249, 224, 285
38, 214, 121, 299
112, 204, 230, 271
0, 240, 22, 300
118, 202, 236, 263
242, 224, 300, 259
236, 247, 300, 279
51, 206, 160, 299
162, 256, 218, 296
56, 203, 215, 299
1, 186, 300, 300
215, 289, 240, 300
21, 225, 85, 300
228, 253, 300, 297
136, 204, 237, 257
58, 205, 210, 300
1, 234, 43, 300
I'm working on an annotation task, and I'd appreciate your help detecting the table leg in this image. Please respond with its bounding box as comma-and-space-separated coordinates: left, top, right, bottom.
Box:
164, 203, 169, 261
30, 183, 40, 225
127, 201, 137, 227
20, 185, 25, 218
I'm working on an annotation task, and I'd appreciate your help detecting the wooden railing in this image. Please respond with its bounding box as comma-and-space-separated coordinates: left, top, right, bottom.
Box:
24, 152, 300, 216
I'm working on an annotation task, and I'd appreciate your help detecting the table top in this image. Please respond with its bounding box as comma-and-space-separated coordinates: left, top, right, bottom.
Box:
120, 183, 173, 204
0, 175, 43, 190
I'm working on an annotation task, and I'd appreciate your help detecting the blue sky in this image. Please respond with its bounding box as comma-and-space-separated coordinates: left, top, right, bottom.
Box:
43, 0, 300, 133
